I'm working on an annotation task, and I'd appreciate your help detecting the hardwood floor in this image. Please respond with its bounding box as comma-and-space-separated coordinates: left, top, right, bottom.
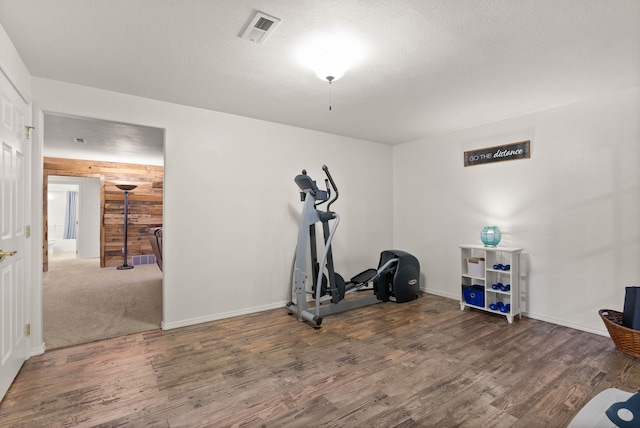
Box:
1, 293, 638, 427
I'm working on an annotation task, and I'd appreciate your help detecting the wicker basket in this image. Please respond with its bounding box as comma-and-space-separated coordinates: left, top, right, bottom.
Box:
599, 309, 640, 358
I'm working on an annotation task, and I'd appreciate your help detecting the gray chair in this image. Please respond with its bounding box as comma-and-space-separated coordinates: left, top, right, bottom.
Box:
150, 227, 163, 271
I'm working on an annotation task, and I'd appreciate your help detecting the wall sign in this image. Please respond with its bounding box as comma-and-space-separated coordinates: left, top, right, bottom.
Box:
464, 140, 530, 167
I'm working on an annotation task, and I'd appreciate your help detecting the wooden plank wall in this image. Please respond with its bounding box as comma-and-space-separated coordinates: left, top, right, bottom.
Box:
43, 157, 163, 271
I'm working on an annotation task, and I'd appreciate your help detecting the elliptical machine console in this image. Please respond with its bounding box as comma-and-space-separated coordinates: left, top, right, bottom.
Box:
287, 165, 420, 329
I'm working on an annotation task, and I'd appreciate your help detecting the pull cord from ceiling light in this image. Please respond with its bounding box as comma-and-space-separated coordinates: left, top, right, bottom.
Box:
326, 75, 334, 111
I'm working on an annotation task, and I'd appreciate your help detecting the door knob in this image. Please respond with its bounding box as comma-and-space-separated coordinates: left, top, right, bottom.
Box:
0, 249, 17, 261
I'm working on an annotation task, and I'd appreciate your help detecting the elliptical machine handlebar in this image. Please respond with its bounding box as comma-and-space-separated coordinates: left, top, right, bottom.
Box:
322, 165, 340, 211
294, 169, 330, 205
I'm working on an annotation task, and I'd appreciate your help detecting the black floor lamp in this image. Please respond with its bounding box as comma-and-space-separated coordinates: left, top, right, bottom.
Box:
116, 184, 137, 270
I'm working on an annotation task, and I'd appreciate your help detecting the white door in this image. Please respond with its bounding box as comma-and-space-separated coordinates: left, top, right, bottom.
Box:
0, 70, 29, 400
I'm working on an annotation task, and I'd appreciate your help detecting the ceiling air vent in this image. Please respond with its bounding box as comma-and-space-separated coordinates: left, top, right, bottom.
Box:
240, 11, 281, 44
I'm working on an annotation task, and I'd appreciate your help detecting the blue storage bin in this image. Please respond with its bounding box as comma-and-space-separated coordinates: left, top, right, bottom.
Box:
463, 284, 485, 307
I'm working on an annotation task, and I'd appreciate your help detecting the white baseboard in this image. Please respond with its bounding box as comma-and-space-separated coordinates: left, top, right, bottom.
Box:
163, 289, 611, 338
522, 311, 609, 337
162, 301, 288, 330
30, 342, 45, 357
421, 287, 609, 337
421, 286, 458, 300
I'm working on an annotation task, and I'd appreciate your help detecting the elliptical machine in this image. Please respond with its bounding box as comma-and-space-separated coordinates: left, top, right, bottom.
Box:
287, 165, 420, 329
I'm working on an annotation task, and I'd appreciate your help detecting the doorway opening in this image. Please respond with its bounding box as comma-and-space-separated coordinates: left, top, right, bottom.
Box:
42, 113, 164, 350
47, 176, 101, 261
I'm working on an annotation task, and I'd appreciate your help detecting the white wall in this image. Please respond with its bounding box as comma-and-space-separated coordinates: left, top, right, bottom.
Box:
31, 77, 393, 330
77, 178, 100, 258
393, 86, 640, 335
0, 22, 30, 101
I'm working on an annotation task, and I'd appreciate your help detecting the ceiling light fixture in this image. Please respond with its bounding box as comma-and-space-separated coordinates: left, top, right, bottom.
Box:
309, 48, 353, 83
309, 49, 352, 111
301, 34, 364, 111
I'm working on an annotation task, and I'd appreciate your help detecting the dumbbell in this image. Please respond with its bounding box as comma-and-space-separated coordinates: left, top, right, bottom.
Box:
500, 303, 511, 313
493, 263, 511, 271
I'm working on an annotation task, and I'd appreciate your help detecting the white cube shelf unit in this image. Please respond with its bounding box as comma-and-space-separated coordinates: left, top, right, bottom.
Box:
460, 245, 523, 323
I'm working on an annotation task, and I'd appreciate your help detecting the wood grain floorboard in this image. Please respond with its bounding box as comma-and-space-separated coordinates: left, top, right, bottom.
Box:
1, 293, 639, 427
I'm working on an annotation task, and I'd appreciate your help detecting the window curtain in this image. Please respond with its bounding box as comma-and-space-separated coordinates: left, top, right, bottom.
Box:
63, 191, 77, 239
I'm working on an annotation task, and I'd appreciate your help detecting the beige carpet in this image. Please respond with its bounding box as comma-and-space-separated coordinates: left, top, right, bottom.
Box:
44, 252, 162, 350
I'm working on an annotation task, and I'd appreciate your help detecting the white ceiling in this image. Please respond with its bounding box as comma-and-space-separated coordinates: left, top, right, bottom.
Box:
43, 113, 164, 166
0, 0, 638, 148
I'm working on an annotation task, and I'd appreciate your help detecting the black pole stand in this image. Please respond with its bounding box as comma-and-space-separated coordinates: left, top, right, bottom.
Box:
116, 184, 137, 270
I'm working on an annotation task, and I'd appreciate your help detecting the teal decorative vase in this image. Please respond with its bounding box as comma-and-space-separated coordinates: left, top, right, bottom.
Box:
480, 226, 501, 247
